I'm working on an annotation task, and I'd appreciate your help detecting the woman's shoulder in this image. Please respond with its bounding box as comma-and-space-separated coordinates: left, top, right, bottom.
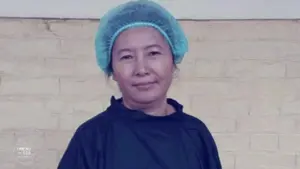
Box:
74, 109, 114, 137
58, 109, 115, 168
167, 97, 211, 131
181, 112, 212, 132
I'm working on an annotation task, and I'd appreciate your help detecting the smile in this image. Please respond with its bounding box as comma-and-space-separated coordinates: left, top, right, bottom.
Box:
132, 81, 157, 90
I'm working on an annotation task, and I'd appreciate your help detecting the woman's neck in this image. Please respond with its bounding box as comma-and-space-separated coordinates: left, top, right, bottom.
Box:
122, 96, 173, 116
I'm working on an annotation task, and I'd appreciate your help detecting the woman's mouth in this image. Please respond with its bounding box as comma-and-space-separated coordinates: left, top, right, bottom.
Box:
133, 81, 157, 90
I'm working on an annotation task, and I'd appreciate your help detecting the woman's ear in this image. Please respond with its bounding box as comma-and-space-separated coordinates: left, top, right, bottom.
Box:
172, 64, 178, 79
112, 73, 117, 82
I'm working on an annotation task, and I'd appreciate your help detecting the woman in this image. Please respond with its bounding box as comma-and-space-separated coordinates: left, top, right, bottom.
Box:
58, 0, 222, 169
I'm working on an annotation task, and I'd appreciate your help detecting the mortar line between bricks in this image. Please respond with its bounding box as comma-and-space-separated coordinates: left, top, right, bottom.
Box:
284, 62, 288, 78
296, 153, 299, 167
58, 78, 61, 94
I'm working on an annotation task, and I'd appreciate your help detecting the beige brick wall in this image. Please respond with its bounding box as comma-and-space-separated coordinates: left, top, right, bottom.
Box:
0, 18, 300, 169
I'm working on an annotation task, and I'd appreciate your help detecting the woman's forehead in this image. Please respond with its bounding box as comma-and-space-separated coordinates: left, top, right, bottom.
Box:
113, 27, 169, 50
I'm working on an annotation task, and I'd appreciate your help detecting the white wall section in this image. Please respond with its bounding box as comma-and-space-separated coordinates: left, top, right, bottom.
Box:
0, 0, 300, 20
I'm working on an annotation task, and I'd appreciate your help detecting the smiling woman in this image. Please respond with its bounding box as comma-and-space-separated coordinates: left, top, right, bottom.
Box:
57, 0, 222, 169
111, 26, 176, 116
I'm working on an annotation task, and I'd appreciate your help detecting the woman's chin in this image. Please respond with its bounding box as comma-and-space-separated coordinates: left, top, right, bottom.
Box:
132, 92, 161, 104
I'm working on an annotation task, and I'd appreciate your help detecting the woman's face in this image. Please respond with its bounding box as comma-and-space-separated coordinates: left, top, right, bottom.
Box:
111, 26, 175, 104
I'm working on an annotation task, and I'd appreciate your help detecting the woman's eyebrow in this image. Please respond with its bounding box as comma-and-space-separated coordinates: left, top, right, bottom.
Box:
115, 44, 163, 55
144, 44, 163, 50
116, 48, 132, 55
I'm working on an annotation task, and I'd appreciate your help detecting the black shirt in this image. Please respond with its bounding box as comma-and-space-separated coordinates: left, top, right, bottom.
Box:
58, 96, 222, 169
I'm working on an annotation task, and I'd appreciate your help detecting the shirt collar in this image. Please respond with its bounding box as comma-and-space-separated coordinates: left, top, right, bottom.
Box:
107, 96, 184, 121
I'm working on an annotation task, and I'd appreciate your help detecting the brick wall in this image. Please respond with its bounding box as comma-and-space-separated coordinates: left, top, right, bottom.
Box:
0, 18, 300, 169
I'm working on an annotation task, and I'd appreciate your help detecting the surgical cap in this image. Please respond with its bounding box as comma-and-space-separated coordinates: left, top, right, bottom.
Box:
94, 0, 189, 74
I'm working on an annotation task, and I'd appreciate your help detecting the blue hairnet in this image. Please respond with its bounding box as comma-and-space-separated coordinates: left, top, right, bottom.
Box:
94, 0, 189, 74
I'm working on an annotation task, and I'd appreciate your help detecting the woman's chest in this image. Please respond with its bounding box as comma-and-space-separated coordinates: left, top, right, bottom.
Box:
100, 122, 203, 169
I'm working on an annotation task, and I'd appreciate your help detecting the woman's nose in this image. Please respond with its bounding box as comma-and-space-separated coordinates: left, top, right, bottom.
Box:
134, 55, 149, 76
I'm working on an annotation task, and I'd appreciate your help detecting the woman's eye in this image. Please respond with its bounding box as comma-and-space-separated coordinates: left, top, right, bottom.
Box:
149, 51, 160, 56
120, 55, 133, 60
